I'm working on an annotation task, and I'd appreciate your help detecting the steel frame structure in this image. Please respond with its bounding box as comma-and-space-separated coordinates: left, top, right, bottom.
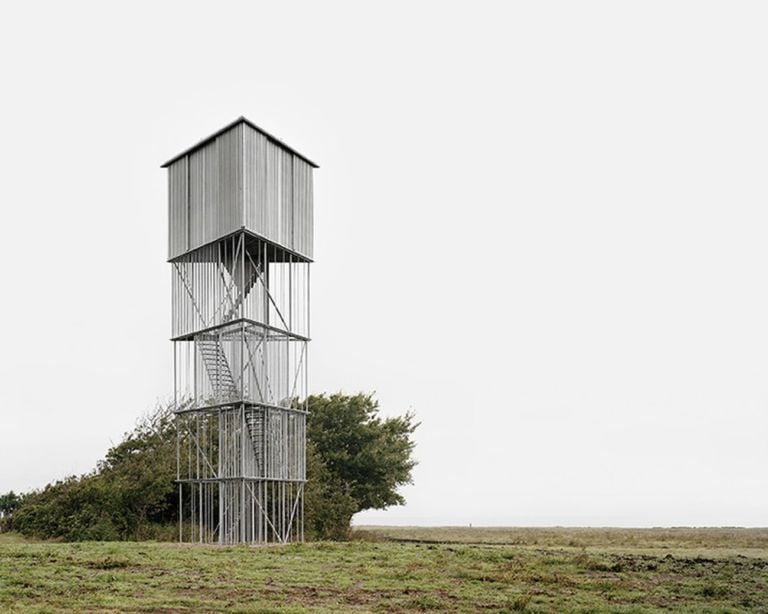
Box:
165, 118, 315, 545
172, 232, 310, 544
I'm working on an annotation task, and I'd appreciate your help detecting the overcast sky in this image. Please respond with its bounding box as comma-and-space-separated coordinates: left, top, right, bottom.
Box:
1, 1, 766, 527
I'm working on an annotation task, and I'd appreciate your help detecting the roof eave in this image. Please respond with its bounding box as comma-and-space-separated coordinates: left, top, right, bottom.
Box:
160, 116, 319, 169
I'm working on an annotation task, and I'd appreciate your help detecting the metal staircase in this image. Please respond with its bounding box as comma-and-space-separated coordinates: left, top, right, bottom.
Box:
197, 335, 238, 400
197, 255, 264, 400
197, 333, 265, 475
244, 407, 264, 475
196, 257, 267, 475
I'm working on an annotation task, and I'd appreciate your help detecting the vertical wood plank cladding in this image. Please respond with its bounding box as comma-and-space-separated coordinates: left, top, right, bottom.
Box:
243, 125, 312, 258
189, 149, 205, 249
242, 126, 253, 231
169, 121, 313, 260
172, 130, 242, 258
291, 156, 313, 257
218, 123, 242, 239
242, 124, 313, 258
243, 126, 268, 238
266, 141, 280, 243
292, 156, 301, 253
203, 139, 218, 243
304, 163, 315, 258
189, 148, 206, 249
280, 150, 292, 249
168, 157, 188, 258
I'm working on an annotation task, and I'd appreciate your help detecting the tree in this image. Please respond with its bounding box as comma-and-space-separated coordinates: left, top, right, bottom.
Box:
303, 441, 357, 540
7, 405, 178, 541
0, 491, 21, 520
6, 393, 418, 541
96, 405, 178, 538
305, 393, 418, 539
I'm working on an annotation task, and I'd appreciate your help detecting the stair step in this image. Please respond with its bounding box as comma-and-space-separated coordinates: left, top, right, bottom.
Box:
197, 336, 238, 400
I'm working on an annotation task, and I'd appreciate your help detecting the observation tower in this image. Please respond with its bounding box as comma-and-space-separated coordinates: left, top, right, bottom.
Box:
163, 118, 315, 544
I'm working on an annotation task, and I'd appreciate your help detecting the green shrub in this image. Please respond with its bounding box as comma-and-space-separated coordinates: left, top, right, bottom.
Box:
5, 393, 417, 543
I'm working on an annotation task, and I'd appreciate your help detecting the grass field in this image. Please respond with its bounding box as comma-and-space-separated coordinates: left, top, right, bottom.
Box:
1, 527, 766, 612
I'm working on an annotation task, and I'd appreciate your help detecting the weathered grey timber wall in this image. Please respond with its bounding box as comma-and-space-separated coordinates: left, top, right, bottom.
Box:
166, 118, 315, 260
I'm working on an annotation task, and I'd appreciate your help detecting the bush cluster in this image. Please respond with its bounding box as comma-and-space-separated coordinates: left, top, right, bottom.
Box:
1, 393, 417, 542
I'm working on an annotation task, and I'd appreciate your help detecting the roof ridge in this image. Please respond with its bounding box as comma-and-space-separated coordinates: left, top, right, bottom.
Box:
161, 117, 319, 168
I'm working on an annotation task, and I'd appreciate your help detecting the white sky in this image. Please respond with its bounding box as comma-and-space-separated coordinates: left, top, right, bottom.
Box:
1, 1, 766, 527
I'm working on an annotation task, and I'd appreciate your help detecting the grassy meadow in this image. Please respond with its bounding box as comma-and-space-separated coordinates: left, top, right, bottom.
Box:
1, 527, 766, 612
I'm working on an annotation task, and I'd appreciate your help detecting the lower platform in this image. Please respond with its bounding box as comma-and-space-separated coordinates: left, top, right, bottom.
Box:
176, 404, 306, 544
